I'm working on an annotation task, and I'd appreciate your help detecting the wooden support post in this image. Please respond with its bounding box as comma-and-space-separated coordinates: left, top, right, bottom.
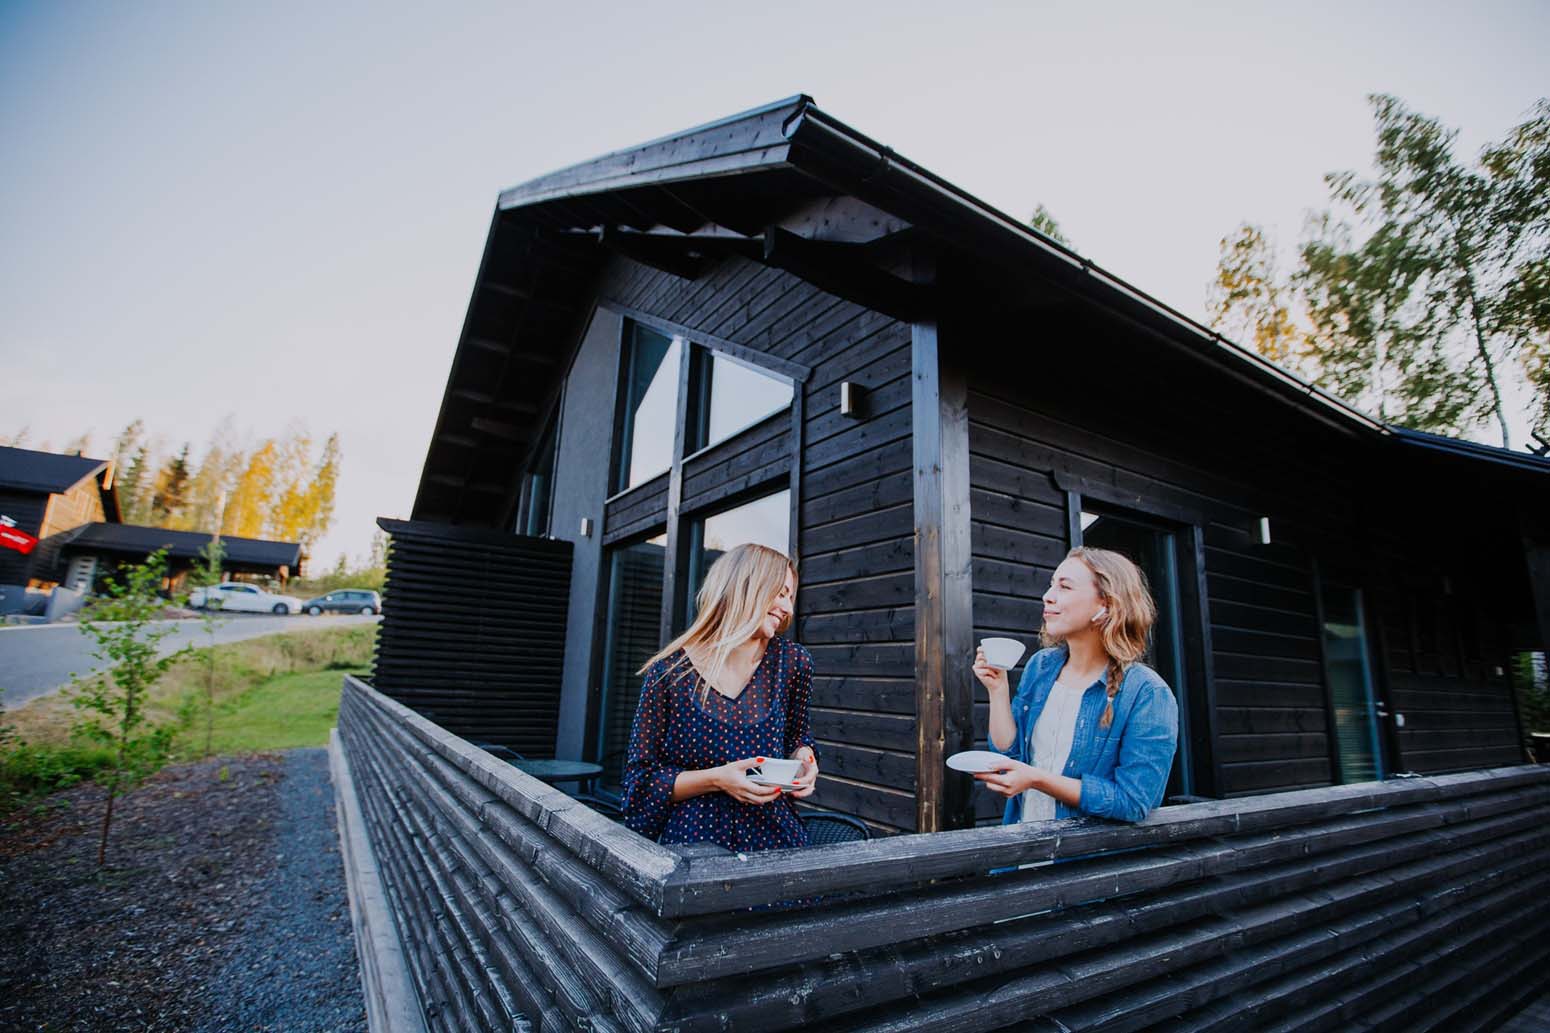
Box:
912, 314, 974, 833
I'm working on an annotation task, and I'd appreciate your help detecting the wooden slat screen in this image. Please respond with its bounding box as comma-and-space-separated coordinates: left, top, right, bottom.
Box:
372, 519, 572, 759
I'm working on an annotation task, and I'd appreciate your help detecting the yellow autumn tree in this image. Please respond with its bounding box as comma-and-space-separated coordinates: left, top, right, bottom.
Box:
271, 432, 340, 553
224, 440, 277, 539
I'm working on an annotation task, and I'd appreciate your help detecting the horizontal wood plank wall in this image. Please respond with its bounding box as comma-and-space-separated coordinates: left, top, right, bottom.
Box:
1376, 585, 1522, 773
337, 675, 1550, 1033
600, 255, 917, 832
964, 363, 1342, 802
0, 490, 48, 584
373, 520, 572, 758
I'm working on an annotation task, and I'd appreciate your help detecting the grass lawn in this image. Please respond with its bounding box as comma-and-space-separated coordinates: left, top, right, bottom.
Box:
184, 668, 349, 755
1, 624, 375, 807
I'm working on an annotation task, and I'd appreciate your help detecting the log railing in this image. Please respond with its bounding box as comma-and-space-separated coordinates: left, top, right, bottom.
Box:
334, 674, 1550, 1033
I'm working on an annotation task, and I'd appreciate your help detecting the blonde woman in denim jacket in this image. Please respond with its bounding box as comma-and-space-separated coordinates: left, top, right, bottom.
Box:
972, 547, 1179, 824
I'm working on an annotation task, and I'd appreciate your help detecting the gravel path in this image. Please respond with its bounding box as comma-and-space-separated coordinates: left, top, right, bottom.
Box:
0, 749, 367, 1032
192, 749, 366, 1033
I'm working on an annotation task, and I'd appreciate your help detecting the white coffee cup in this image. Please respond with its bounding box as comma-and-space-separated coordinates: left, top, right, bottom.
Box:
979, 637, 1027, 670
756, 758, 801, 782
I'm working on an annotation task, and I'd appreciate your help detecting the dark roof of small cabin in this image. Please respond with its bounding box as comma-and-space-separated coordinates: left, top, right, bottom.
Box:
59, 523, 302, 569
0, 445, 109, 495
414, 95, 1549, 524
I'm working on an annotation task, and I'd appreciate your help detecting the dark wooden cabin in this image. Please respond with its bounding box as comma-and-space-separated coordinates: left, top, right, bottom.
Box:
383, 95, 1550, 837
335, 96, 1550, 1033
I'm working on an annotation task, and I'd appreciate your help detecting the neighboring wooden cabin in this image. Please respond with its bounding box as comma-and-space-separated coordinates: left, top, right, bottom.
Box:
390, 96, 1550, 835
0, 445, 119, 604
54, 522, 304, 591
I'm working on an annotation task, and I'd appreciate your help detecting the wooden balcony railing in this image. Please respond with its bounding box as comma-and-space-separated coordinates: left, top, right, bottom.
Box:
333, 674, 1550, 1033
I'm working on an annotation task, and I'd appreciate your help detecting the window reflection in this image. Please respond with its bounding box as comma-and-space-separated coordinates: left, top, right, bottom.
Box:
1321, 584, 1384, 783
689, 349, 793, 453
617, 326, 681, 492
681, 490, 791, 632
597, 533, 667, 789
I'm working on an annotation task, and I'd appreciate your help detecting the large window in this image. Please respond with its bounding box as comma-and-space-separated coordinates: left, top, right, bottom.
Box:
596, 533, 668, 789
1079, 505, 1196, 798
614, 325, 682, 493
515, 410, 558, 537
1320, 583, 1385, 783
595, 318, 798, 790
679, 489, 791, 632
687, 348, 794, 454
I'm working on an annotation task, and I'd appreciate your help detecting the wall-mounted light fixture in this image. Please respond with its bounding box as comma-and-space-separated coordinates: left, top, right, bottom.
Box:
580, 517, 593, 538
839, 381, 866, 418
1257, 517, 1272, 545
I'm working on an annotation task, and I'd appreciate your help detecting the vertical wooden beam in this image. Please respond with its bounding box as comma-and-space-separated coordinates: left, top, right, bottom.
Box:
1187, 524, 1223, 798
659, 338, 694, 645
788, 389, 805, 643
1523, 538, 1550, 660
912, 318, 974, 833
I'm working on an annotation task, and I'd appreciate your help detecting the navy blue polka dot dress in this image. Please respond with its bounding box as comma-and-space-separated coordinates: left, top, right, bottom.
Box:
623, 636, 816, 852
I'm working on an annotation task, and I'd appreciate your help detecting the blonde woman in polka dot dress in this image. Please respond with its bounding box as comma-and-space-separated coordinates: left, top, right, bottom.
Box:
623, 543, 818, 851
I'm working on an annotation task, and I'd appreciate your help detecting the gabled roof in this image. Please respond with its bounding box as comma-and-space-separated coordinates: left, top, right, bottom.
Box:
0, 445, 109, 495
58, 523, 302, 570
414, 95, 1548, 525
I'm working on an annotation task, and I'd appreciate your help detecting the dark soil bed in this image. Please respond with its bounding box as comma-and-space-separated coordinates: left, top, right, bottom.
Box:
0, 749, 366, 1032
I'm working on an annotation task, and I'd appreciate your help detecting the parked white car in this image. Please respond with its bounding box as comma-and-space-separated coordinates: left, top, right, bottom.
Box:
189, 581, 303, 615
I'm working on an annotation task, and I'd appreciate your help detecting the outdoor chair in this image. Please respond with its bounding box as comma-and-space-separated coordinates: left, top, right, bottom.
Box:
468, 740, 527, 765
801, 809, 872, 845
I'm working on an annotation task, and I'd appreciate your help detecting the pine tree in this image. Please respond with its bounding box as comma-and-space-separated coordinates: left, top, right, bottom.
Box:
149, 445, 192, 525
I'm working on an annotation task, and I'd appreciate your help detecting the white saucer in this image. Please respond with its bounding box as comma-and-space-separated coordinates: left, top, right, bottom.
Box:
945, 750, 1015, 773
748, 775, 803, 790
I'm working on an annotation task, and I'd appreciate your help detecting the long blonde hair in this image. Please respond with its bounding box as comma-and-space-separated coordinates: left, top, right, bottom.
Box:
1039, 546, 1156, 728
639, 543, 796, 702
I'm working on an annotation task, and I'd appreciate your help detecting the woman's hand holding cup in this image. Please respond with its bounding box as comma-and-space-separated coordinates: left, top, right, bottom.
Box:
788, 746, 819, 799
716, 757, 782, 805
973, 647, 1010, 695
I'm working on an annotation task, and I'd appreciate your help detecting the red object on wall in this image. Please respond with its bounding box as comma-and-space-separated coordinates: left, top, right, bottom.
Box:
0, 525, 39, 555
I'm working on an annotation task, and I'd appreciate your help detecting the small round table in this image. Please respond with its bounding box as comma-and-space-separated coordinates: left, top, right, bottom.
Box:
512, 759, 604, 792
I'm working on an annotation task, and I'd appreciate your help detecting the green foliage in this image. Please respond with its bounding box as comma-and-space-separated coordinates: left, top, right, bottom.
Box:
1, 624, 375, 812
1029, 204, 1072, 247
1514, 651, 1550, 738
189, 537, 227, 757
68, 549, 191, 863
1213, 94, 1550, 445
1209, 224, 1311, 375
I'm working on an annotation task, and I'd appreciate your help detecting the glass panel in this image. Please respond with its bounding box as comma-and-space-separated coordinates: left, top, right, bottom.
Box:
689, 348, 793, 453
681, 490, 791, 633
596, 533, 668, 789
1321, 584, 1384, 783
1080, 509, 1191, 796
518, 411, 558, 537
616, 325, 681, 492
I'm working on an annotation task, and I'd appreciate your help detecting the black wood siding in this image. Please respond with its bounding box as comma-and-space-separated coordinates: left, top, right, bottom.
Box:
599, 255, 918, 832
0, 489, 48, 584
960, 305, 1523, 800
373, 519, 572, 759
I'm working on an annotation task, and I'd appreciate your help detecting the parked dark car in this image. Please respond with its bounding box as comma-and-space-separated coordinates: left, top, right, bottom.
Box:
301, 589, 381, 615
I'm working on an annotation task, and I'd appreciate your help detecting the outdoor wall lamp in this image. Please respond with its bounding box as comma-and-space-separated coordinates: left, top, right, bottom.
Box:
840, 381, 867, 418
1257, 517, 1272, 545
580, 517, 593, 538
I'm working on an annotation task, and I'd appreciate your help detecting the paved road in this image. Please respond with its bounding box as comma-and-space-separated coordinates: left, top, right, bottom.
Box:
0, 613, 380, 708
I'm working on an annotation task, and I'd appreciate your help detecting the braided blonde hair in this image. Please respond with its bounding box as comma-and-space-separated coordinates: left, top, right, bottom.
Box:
1039, 546, 1156, 728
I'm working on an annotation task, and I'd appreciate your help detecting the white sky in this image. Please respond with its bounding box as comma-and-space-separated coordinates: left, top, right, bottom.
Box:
3, 1, 1546, 566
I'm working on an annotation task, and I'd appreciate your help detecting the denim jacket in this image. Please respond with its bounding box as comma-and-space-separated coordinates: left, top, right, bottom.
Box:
991, 644, 1179, 824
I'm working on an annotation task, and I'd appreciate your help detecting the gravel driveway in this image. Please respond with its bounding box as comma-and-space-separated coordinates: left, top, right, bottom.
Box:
0, 613, 380, 707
